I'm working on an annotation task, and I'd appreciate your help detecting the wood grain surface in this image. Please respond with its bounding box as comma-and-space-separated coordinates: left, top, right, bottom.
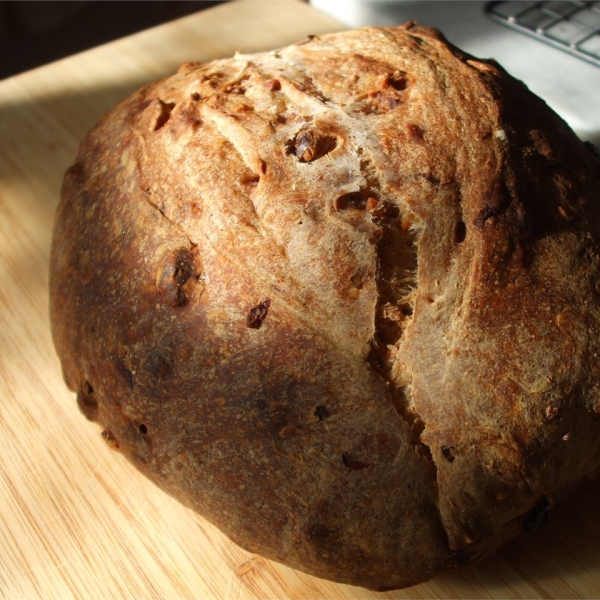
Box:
1, 1, 600, 598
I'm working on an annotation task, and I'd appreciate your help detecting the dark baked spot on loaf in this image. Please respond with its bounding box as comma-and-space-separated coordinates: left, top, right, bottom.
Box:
334, 191, 374, 212
177, 61, 201, 73
224, 82, 247, 95
348, 70, 409, 116
312, 405, 329, 421
150, 99, 176, 131
473, 178, 511, 229
177, 105, 203, 133
296, 34, 318, 46
264, 79, 281, 92
441, 445, 456, 463
279, 425, 298, 438
77, 381, 98, 421
371, 200, 401, 224
454, 221, 467, 244
145, 352, 173, 381
246, 298, 271, 329
241, 173, 261, 187
406, 122, 424, 142
156, 246, 203, 307
384, 72, 409, 91
120, 419, 153, 462
286, 129, 337, 163
202, 70, 227, 89
401, 303, 413, 317
114, 359, 134, 388
350, 264, 373, 290
174, 250, 198, 282
101, 429, 119, 450
463, 518, 483, 543
139, 98, 153, 112
342, 452, 372, 470
528, 129, 561, 165
305, 520, 335, 557
352, 92, 402, 116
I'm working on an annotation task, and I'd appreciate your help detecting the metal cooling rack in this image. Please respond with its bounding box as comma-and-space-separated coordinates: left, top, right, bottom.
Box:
486, 1, 600, 67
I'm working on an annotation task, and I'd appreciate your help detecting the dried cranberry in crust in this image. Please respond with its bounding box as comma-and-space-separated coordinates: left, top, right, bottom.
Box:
246, 299, 271, 329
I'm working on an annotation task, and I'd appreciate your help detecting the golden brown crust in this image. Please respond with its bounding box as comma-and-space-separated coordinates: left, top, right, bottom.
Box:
50, 24, 600, 589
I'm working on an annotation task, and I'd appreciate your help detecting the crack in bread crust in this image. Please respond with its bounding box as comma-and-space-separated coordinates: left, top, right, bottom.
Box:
359, 146, 440, 490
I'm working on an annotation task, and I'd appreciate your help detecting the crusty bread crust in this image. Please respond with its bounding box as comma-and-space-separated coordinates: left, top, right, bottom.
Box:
50, 24, 600, 589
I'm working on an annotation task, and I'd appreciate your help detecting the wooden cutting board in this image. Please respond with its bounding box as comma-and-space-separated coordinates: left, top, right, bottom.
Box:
1, 1, 600, 597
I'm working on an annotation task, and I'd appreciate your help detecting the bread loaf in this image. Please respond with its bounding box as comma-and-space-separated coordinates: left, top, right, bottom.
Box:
49, 23, 600, 590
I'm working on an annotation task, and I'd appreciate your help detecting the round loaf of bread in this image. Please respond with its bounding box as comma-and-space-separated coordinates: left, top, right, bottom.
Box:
50, 24, 600, 589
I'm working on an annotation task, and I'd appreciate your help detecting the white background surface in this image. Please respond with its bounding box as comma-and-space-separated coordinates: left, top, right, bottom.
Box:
310, 0, 600, 146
